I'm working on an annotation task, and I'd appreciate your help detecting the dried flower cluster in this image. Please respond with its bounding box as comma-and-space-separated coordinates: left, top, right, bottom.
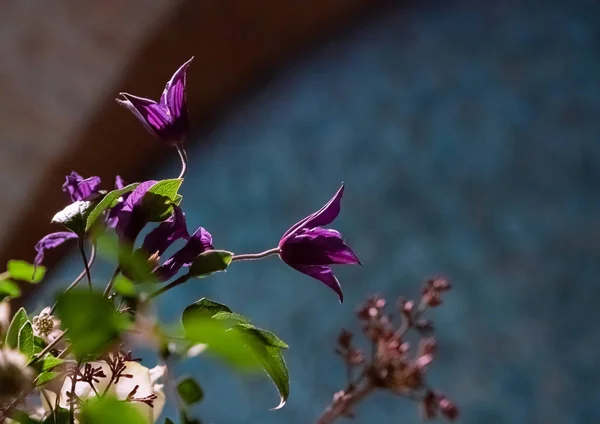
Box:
317, 277, 458, 423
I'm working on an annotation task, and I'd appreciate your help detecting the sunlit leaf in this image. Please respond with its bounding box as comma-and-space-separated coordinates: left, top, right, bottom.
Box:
8, 260, 45, 283
80, 397, 147, 424
6, 307, 28, 348
0, 280, 21, 300
18, 321, 34, 360
51, 200, 95, 236
141, 178, 183, 222
85, 183, 139, 232
188, 250, 233, 279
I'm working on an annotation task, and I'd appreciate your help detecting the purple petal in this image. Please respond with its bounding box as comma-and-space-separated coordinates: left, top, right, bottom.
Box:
62, 172, 102, 202
117, 93, 171, 138
115, 180, 157, 243
154, 227, 213, 281
160, 57, 193, 123
34, 232, 78, 267
141, 206, 189, 256
115, 175, 126, 190
280, 227, 360, 266
280, 184, 345, 242
288, 264, 344, 303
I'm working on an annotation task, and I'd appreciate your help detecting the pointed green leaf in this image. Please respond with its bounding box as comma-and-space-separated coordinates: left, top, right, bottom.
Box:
236, 323, 289, 349
188, 250, 233, 278
6, 307, 28, 348
18, 321, 34, 359
212, 311, 252, 325
8, 260, 45, 283
33, 355, 64, 373
80, 397, 147, 424
41, 408, 70, 424
10, 410, 41, 424
85, 183, 139, 232
177, 376, 204, 405
36, 370, 61, 386
182, 298, 232, 326
51, 200, 95, 236
237, 327, 290, 409
55, 290, 130, 359
141, 178, 183, 222
0, 280, 21, 300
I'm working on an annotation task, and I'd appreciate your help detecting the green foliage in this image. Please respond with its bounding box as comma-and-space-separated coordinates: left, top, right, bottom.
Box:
5, 307, 29, 348
177, 376, 204, 405
80, 397, 147, 424
8, 260, 45, 283
96, 233, 155, 283
0, 280, 21, 300
141, 178, 183, 222
33, 355, 64, 373
55, 290, 130, 359
41, 408, 70, 424
10, 410, 41, 424
164, 419, 175, 424
36, 370, 60, 386
85, 183, 139, 232
51, 200, 95, 236
188, 250, 233, 278
18, 321, 34, 360
181, 298, 290, 408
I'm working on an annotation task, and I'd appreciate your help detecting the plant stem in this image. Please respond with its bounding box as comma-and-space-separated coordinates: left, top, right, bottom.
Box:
103, 267, 121, 297
176, 144, 188, 179
316, 378, 375, 424
78, 239, 92, 290
148, 274, 191, 299
28, 331, 68, 366
50, 244, 97, 314
231, 248, 280, 262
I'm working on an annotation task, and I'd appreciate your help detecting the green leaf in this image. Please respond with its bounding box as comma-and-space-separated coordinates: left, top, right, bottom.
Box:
36, 370, 60, 386
0, 280, 21, 300
8, 260, 45, 283
177, 376, 204, 405
212, 311, 252, 325
188, 250, 233, 278
33, 355, 64, 373
164, 419, 175, 424
236, 323, 289, 349
51, 200, 95, 236
55, 290, 129, 359
80, 396, 147, 424
182, 316, 259, 369
96, 233, 154, 284
18, 321, 34, 360
182, 298, 232, 325
10, 410, 41, 424
6, 307, 28, 348
141, 178, 183, 222
237, 327, 290, 409
85, 183, 139, 232
112, 274, 136, 297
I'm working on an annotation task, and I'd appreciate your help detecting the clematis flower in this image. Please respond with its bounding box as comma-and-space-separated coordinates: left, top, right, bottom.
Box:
34, 231, 78, 269
32, 307, 63, 345
116, 57, 193, 146
139, 206, 213, 281
278, 184, 359, 303
62, 171, 102, 202
43, 361, 165, 423
115, 180, 158, 245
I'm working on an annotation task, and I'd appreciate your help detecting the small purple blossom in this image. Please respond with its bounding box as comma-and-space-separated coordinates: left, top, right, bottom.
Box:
115, 180, 158, 244
62, 172, 101, 202
278, 184, 359, 303
34, 232, 78, 269
140, 206, 213, 281
116, 58, 193, 146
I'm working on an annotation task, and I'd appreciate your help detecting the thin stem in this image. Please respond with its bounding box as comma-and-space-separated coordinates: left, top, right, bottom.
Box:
50, 244, 97, 314
176, 144, 188, 179
29, 331, 68, 366
231, 248, 280, 262
148, 274, 191, 299
316, 378, 375, 424
78, 239, 92, 290
103, 267, 121, 298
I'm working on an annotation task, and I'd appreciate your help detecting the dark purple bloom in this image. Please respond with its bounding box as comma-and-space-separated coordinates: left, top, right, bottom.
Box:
34, 232, 78, 268
115, 180, 158, 244
139, 206, 213, 281
278, 184, 359, 303
116, 57, 193, 146
106, 176, 131, 229
62, 172, 101, 202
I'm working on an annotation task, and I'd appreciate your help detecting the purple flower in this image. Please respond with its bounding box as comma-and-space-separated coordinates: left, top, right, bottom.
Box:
116, 58, 193, 146
62, 172, 101, 202
140, 206, 213, 281
278, 184, 359, 303
115, 180, 158, 244
34, 232, 78, 269
106, 176, 131, 229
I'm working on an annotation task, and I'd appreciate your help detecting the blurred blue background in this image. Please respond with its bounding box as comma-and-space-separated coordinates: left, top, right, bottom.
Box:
37, 0, 600, 423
